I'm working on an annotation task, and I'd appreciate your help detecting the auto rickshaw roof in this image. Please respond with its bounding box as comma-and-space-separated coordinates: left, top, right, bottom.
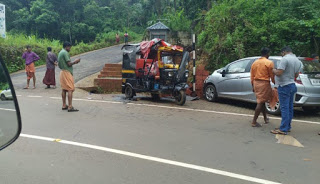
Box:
123, 38, 183, 59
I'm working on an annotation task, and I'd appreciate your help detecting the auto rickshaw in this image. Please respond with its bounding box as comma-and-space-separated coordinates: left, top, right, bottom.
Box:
121, 38, 190, 105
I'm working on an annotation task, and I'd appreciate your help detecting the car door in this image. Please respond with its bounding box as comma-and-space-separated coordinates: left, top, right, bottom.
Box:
242, 58, 280, 102
217, 59, 252, 99
240, 58, 258, 102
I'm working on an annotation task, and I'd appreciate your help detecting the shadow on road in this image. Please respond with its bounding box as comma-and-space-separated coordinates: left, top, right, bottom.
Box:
215, 98, 320, 119
113, 94, 196, 105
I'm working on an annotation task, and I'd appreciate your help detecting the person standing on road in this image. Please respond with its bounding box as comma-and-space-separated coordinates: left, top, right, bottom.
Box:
58, 42, 81, 112
22, 45, 40, 89
43, 47, 58, 89
116, 33, 120, 44
124, 31, 129, 45
250, 47, 275, 127
271, 46, 303, 135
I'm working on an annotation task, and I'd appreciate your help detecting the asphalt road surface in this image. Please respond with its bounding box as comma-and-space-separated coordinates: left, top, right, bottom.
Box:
1, 45, 319, 184
0, 100, 19, 147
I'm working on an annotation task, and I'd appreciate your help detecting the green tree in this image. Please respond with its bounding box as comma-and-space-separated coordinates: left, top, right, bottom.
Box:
198, 0, 320, 71
29, 0, 60, 38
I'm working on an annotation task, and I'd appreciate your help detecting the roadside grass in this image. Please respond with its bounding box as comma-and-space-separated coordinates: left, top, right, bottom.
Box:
0, 83, 9, 91
0, 31, 142, 73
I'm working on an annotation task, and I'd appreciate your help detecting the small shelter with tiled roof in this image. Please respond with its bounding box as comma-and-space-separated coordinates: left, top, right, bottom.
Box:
147, 21, 170, 41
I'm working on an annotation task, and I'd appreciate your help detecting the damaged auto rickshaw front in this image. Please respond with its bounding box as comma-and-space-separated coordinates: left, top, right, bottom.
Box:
122, 39, 190, 105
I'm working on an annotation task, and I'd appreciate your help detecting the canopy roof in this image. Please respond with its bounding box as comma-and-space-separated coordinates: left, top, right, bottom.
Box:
122, 38, 183, 60
140, 38, 183, 58
147, 21, 170, 30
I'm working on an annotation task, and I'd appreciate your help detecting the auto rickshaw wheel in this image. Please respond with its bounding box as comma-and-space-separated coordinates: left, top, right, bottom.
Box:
125, 85, 134, 99
175, 90, 186, 106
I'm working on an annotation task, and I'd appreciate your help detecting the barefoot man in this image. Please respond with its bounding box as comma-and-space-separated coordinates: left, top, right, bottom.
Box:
250, 47, 275, 127
22, 45, 40, 89
58, 42, 80, 112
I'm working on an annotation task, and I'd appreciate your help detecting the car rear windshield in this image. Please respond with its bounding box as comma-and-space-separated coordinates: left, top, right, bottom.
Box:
301, 59, 320, 74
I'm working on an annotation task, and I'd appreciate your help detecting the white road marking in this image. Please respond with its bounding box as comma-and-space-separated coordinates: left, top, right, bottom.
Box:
20, 133, 281, 184
47, 97, 320, 125
50, 97, 123, 105
0, 107, 16, 112
27, 95, 43, 98
74, 98, 123, 104
49, 97, 61, 100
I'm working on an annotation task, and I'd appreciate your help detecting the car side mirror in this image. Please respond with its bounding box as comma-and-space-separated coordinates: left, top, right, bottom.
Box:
0, 55, 22, 151
221, 70, 226, 77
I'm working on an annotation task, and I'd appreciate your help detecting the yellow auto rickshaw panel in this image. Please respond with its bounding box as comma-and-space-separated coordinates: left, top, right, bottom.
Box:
164, 64, 179, 69
122, 70, 135, 74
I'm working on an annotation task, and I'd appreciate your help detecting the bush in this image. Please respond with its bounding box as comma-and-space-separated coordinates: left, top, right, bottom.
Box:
0, 31, 142, 73
0, 83, 9, 90
0, 34, 61, 72
164, 9, 192, 32
198, 0, 320, 71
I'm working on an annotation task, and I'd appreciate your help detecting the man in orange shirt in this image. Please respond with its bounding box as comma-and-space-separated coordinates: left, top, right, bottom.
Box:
250, 47, 275, 127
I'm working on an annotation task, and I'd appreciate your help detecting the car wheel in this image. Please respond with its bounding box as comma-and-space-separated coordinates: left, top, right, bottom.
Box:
124, 85, 134, 99
175, 90, 186, 106
0, 94, 6, 101
302, 107, 320, 114
265, 101, 281, 115
204, 85, 218, 102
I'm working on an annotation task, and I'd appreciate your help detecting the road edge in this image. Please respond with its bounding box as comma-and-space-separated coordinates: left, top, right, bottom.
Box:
10, 43, 127, 76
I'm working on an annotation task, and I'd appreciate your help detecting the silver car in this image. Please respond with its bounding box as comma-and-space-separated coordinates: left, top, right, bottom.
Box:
203, 56, 320, 115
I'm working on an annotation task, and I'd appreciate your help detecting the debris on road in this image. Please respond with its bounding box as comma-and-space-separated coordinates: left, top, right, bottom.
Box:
275, 134, 304, 148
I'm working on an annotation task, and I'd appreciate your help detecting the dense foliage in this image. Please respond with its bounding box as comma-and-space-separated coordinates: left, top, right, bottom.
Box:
198, 0, 320, 70
0, 0, 205, 72
0, 0, 319, 72
1, 0, 145, 43
0, 0, 208, 43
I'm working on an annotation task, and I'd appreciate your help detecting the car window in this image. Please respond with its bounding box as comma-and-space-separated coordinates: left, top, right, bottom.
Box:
246, 59, 259, 72
300, 59, 320, 73
227, 59, 251, 74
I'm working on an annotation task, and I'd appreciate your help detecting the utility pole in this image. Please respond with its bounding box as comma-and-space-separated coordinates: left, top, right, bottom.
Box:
192, 34, 196, 97
0, 3, 6, 38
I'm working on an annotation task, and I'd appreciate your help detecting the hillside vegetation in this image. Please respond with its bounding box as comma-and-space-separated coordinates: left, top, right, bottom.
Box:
198, 0, 320, 70
0, 0, 319, 72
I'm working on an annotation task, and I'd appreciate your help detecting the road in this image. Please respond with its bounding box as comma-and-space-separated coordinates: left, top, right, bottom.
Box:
0, 100, 18, 147
11, 44, 123, 90
0, 45, 319, 184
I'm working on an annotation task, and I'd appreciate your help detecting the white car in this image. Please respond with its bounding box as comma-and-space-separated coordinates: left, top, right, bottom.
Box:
0, 88, 13, 100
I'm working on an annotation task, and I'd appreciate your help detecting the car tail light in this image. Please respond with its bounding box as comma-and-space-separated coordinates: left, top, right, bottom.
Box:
295, 73, 303, 84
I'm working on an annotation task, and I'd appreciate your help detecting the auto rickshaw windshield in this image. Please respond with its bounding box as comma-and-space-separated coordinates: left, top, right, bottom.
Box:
161, 52, 182, 65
